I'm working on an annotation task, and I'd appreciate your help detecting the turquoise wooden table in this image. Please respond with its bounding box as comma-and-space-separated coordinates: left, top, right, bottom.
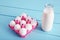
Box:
0, 0, 60, 40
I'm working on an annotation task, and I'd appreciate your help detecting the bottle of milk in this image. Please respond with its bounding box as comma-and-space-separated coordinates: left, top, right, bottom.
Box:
42, 4, 54, 32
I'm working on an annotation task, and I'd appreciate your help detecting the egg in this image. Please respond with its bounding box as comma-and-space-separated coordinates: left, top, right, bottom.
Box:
31, 20, 37, 28
26, 16, 32, 24
21, 13, 27, 18
9, 20, 16, 27
20, 20, 26, 25
19, 28, 27, 36
14, 16, 21, 24
26, 16, 32, 20
14, 24, 21, 30
26, 24, 32, 31
21, 13, 27, 21
15, 16, 21, 21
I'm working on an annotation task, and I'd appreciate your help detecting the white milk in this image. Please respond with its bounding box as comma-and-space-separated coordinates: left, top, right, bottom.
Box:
42, 4, 54, 32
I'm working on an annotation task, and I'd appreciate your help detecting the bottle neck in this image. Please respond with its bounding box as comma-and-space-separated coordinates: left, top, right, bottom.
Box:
44, 4, 54, 14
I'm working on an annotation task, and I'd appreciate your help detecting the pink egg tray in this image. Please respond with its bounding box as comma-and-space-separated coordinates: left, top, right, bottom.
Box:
9, 13, 38, 38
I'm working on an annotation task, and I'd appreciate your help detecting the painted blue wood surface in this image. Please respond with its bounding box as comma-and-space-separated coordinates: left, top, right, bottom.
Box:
0, 0, 60, 40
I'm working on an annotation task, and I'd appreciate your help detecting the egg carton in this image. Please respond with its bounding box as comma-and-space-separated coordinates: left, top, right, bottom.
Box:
9, 13, 38, 38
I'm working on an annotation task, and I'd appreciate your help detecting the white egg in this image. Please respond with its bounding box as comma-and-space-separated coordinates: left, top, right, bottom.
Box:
20, 20, 26, 25
9, 20, 16, 27
21, 13, 27, 18
26, 16, 32, 21
15, 16, 21, 21
31, 20, 37, 27
26, 24, 32, 31
19, 28, 27, 36
14, 24, 21, 30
